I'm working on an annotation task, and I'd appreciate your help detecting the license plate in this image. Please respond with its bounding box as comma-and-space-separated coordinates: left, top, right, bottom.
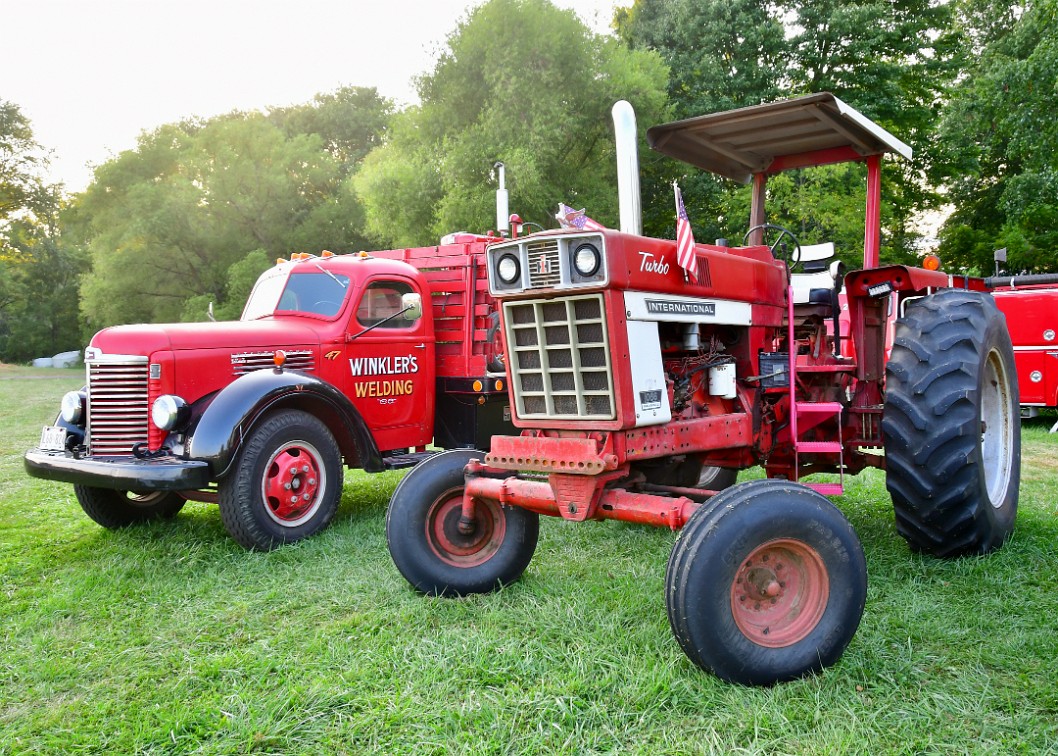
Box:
39, 425, 67, 451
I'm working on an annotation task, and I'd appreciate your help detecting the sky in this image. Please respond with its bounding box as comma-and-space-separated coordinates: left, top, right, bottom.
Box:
4, 0, 623, 193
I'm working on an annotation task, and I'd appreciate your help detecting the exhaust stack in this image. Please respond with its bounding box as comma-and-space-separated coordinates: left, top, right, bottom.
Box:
494, 161, 509, 233
612, 101, 642, 236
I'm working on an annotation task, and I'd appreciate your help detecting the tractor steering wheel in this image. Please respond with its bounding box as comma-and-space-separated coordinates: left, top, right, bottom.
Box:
743, 223, 802, 266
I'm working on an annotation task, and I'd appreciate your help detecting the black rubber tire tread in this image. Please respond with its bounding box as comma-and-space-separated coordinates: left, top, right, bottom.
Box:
882, 289, 1020, 557
74, 486, 185, 529
218, 409, 343, 551
666, 479, 867, 685
696, 466, 738, 491
386, 449, 539, 597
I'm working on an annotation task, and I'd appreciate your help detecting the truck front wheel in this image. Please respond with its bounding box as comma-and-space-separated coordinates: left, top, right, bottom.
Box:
666, 479, 867, 685
74, 487, 185, 529
218, 410, 343, 550
882, 289, 1020, 557
386, 449, 539, 596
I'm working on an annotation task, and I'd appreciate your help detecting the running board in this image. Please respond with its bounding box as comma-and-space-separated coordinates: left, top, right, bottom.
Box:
382, 451, 438, 470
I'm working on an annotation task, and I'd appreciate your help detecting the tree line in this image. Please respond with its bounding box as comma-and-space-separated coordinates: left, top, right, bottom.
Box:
1, 0, 1054, 363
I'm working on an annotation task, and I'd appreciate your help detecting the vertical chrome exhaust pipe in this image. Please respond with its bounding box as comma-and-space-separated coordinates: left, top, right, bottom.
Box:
612, 101, 642, 236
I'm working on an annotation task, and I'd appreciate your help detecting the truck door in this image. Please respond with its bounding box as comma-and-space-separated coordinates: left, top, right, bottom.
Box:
345, 277, 436, 451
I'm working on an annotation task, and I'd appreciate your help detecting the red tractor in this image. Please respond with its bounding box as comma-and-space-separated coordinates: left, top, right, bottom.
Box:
385, 94, 1020, 685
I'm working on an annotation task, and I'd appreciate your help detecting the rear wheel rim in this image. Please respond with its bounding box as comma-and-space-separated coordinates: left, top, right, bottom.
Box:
730, 538, 830, 648
261, 441, 326, 527
426, 490, 505, 567
981, 347, 1015, 508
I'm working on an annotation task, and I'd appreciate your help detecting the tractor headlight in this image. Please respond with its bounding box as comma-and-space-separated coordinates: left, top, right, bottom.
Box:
60, 391, 86, 425
572, 242, 601, 277
497, 253, 520, 285
151, 395, 189, 431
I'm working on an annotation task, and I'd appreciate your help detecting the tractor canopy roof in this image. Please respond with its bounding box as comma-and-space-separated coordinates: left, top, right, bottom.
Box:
646, 92, 912, 184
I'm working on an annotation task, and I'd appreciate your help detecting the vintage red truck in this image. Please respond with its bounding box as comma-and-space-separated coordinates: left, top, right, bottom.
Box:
25, 241, 514, 549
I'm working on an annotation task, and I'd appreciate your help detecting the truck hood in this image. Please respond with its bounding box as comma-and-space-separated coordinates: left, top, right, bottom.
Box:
89, 320, 323, 356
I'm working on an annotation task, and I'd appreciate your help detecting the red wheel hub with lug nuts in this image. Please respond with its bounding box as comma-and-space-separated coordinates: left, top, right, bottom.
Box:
730, 538, 830, 648
263, 443, 323, 525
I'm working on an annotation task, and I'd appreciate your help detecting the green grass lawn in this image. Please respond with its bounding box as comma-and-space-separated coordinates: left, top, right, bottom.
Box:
2, 364, 1057, 754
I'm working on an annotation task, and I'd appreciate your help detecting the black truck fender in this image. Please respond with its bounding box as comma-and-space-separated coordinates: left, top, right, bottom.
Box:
185, 368, 384, 479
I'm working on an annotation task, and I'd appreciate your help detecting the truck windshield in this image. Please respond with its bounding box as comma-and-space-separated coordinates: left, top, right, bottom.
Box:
242, 269, 351, 320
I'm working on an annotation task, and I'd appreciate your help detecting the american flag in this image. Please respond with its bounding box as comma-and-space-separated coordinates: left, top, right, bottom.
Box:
556, 203, 606, 231
673, 182, 698, 281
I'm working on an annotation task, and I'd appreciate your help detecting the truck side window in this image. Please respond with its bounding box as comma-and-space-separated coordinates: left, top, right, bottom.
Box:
357, 281, 417, 328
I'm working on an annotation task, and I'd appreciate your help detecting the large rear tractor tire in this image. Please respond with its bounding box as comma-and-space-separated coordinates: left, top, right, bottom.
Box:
666, 479, 867, 685
386, 449, 539, 597
74, 487, 185, 529
882, 289, 1020, 557
218, 410, 343, 550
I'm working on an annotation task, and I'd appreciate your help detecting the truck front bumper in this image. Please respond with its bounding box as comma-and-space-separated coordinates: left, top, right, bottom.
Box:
24, 449, 212, 491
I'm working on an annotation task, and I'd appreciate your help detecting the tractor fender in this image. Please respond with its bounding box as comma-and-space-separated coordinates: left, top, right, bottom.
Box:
186, 368, 383, 479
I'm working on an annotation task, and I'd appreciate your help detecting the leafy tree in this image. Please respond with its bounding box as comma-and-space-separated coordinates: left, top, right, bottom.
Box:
616, 0, 785, 243
354, 0, 669, 247
619, 0, 961, 266
72, 88, 391, 329
0, 101, 86, 363
935, 0, 1058, 274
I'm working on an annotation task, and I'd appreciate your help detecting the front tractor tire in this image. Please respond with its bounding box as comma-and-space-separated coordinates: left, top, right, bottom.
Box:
882, 289, 1020, 557
666, 480, 867, 686
218, 410, 343, 550
386, 449, 539, 597
74, 487, 185, 529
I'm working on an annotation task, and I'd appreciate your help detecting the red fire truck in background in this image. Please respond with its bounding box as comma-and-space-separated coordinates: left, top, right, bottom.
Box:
25, 240, 514, 550
989, 275, 1058, 426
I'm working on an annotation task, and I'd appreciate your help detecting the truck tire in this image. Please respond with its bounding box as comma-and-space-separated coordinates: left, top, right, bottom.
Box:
74, 487, 185, 529
218, 409, 343, 550
666, 479, 867, 685
386, 449, 539, 596
882, 289, 1019, 557
697, 465, 738, 491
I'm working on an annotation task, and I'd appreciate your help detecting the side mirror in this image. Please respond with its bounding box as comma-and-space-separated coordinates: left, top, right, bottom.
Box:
401, 292, 423, 321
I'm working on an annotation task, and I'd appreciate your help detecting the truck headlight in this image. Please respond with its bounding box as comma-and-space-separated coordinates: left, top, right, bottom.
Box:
60, 391, 86, 425
572, 242, 601, 277
497, 253, 520, 285
152, 395, 189, 431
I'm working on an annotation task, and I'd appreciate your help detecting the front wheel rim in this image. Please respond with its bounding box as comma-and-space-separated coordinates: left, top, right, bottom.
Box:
730, 538, 830, 648
426, 491, 505, 567
261, 441, 326, 527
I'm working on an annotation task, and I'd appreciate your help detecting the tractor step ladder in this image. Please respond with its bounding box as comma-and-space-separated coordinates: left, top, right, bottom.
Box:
787, 285, 845, 496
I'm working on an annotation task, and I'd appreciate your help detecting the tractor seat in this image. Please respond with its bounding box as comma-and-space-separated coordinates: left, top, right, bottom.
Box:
790, 243, 844, 305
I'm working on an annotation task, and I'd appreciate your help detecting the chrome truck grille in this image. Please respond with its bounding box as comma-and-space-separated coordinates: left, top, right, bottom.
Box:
86, 357, 149, 456
503, 294, 615, 420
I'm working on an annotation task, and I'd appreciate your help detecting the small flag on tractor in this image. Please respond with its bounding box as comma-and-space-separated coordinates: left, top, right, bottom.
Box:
673, 182, 698, 282
556, 203, 606, 231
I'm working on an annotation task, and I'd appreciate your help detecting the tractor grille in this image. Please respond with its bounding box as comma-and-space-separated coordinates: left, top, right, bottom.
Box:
231, 349, 314, 376
87, 358, 149, 456
526, 240, 562, 288
504, 294, 614, 420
